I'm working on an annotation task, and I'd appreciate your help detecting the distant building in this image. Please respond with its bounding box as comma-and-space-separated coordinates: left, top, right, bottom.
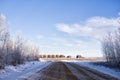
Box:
59, 55, 65, 58
67, 56, 72, 58
76, 55, 82, 58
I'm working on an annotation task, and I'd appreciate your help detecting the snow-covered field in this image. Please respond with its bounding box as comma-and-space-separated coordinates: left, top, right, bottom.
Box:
75, 62, 120, 79
0, 61, 51, 80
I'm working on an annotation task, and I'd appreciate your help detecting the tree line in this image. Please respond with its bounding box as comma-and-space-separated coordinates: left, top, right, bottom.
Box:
102, 28, 120, 66
39, 54, 82, 58
0, 14, 39, 69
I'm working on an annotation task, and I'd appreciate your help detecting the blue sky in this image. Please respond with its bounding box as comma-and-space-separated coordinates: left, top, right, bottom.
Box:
0, 0, 120, 57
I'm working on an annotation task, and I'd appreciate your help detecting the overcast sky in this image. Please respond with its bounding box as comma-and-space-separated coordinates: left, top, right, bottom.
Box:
0, 0, 120, 57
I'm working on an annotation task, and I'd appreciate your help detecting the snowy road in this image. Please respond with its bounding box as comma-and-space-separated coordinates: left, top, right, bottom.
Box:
20, 62, 118, 80
20, 62, 78, 80
66, 63, 118, 80
0, 61, 51, 80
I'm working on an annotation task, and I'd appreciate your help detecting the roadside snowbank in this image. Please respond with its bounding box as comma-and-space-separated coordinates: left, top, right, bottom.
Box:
0, 61, 51, 80
75, 62, 120, 79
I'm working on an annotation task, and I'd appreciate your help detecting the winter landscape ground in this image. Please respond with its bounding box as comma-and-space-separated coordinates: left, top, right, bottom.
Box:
0, 59, 120, 80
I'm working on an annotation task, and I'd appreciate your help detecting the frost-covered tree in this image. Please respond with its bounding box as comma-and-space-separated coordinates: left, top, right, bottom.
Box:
102, 29, 120, 65
0, 14, 40, 68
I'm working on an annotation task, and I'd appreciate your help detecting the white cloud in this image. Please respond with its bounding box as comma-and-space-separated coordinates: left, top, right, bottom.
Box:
56, 23, 93, 35
86, 17, 120, 27
56, 24, 76, 34
56, 16, 120, 40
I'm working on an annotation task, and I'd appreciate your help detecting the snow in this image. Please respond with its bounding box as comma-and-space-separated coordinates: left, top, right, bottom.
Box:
75, 62, 120, 79
61, 60, 78, 62
0, 61, 51, 80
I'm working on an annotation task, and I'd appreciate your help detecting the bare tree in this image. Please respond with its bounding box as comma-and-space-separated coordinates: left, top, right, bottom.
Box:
0, 14, 10, 68
102, 29, 120, 65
